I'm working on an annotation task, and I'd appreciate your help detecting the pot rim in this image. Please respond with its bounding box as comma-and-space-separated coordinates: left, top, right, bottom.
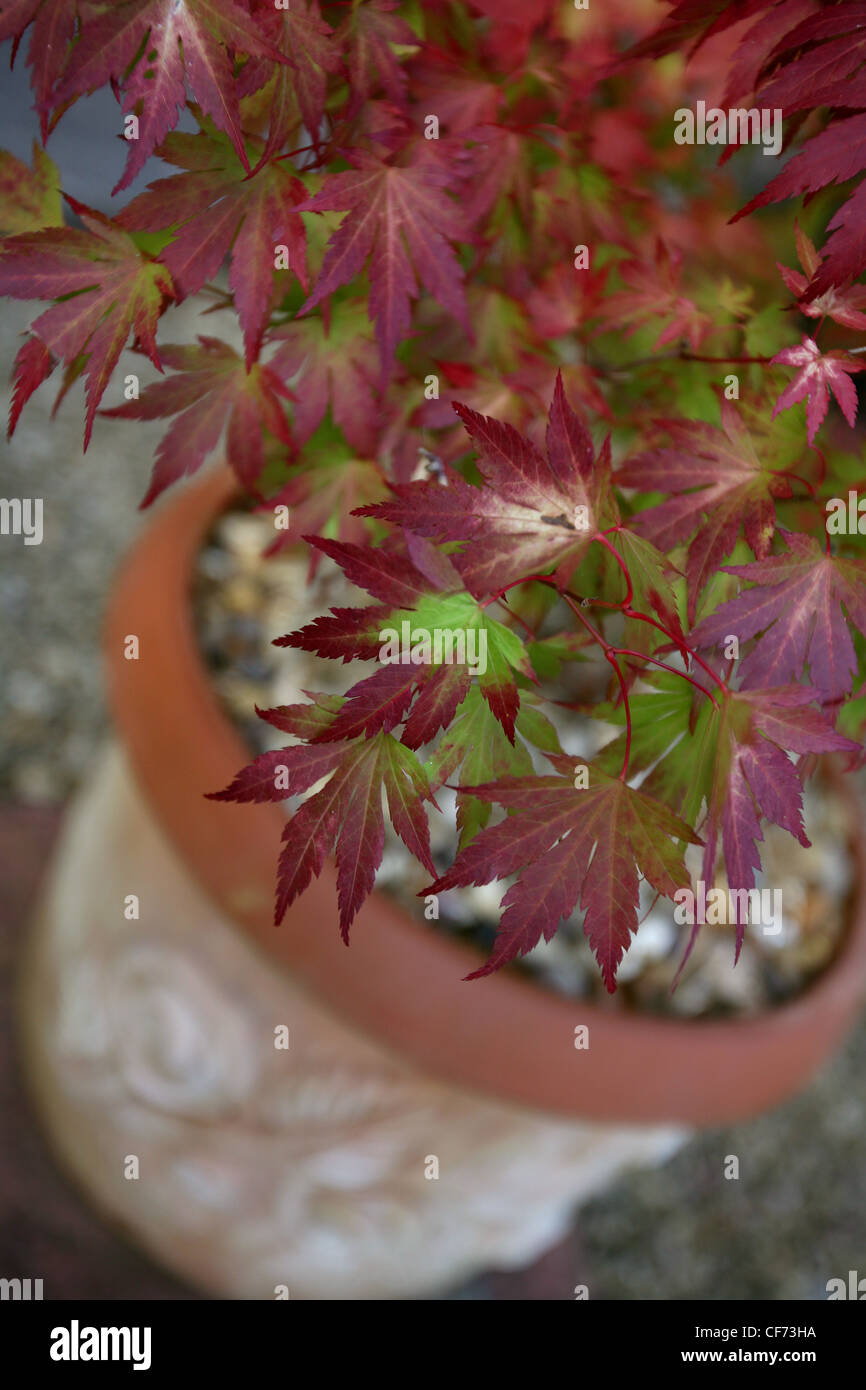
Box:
103, 465, 866, 1125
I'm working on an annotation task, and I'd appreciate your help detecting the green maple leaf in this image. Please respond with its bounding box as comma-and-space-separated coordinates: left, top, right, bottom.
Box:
0, 143, 62, 235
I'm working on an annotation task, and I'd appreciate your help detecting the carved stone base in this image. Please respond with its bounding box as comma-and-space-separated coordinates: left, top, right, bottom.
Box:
18, 744, 686, 1299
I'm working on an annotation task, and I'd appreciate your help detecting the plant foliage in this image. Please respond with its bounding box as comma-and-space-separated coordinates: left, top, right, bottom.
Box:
2, 0, 865, 990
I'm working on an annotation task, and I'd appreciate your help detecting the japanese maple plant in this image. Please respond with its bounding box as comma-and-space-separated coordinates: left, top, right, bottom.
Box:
3, 0, 866, 994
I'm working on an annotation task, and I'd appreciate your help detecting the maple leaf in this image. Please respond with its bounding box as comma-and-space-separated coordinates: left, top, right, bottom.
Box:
118, 126, 308, 366
808, 179, 866, 299
690, 531, 866, 702
626, 0, 755, 62
283, 537, 534, 743
636, 6, 866, 290
599, 241, 712, 354
719, 0, 816, 107
213, 723, 436, 939
7, 334, 54, 438
607, 528, 687, 655
336, 0, 419, 112
264, 454, 388, 560
243, 0, 339, 160
101, 335, 292, 505
51, 0, 287, 193
756, 25, 866, 115
426, 766, 699, 991
356, 372, 601, 599
737, 685, 862, 757
296, 146, 470, 371
593, 669, 705, 814
0, 143, 62, 234
777, 223, 866, 332
733, 113, 866, 291
0, 0, 78, 140
291, 534, 438, 609
690, 686, 857, 963
408, 45, 502, 139
274, 603, 391, 664
616, 401, 792, 621
267, 306, 379, 454
207, 734, 345, 805
0, 196, 172, 447
427, 686, 563, 849
595, 673, 857, 964
770, 337, 864, 444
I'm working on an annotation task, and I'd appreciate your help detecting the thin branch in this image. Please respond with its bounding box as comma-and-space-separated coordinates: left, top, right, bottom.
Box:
592, 530, 633, 607
605, 652, 633, 781
621, 608, 728, 694
614, 648, 719, 708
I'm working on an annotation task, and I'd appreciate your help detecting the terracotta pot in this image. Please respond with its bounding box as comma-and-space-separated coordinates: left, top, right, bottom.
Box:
104, 465, 866, 1128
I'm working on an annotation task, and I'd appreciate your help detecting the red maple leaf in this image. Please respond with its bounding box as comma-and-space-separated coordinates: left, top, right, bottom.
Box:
51, 0, 287, 192
598, 240, 713, 354
457, 125, 530, 228
627, 0, 755, 63
686, 684, 858, 967
212, 719, 436, 940
356, 372, 606, 599
466, 0, 558, 68
811, 179, 866, 298
426, 765, 700, 991
335, 0, 419, 112
407, 44, 502, 138
592, 667, 858, 972
0, 196, 172, 447
690, 531, 866, 702
262, 457, 388, 563
719, 0, 817, 107
101, 335, 292, 505
733, 113, 866, 292
770, 337, 864, 444
754, 22, 866, 115
7, 335, 54, 438
208, 709, 348, 805
267, 307, 379, 454
118, 127, 308, 367
296, 146, 470, 371
777, 223, 866, 331
635, 4, 866, 292
616, 401, 792, 621
0, 0, 78, 140
243, 0, 340, 161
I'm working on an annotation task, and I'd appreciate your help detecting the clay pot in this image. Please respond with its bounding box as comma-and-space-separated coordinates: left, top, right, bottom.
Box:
104, 466, 866, 1127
